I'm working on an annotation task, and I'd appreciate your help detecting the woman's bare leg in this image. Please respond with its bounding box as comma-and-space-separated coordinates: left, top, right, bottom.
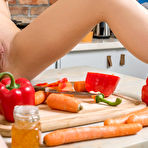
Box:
0, 0, 20, 48
0, 0, 19, 74
105, 0, 148, 64
8, 0, 105, 79
6, 0, 148, 80
0, 0, 11, 18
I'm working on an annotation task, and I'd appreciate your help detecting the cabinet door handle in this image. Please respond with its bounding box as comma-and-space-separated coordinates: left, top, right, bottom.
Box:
120, 54, 125, 66
107, 56, 112, 67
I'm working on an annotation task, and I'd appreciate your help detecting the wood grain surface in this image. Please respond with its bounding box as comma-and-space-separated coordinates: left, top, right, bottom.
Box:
0, 94, 146, 137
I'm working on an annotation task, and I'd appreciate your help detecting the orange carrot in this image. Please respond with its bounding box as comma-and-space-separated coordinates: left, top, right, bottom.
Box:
104, 107, 148, 125
126, 114, 148, 127
46, 93, 82, 112
58, 82, 74, 92
35, 91, 47, 105
74, 81, 86, 92
57, 82, 74, 97
91, 95, 97, 102
44, 123, 142, 146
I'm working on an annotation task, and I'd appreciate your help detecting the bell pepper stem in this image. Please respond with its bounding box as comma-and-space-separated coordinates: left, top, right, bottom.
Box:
0, 72, 20, 90
95, 94, 122, 106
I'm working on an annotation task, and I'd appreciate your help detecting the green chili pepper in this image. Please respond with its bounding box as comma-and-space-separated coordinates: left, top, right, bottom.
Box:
95, 93, 122, 106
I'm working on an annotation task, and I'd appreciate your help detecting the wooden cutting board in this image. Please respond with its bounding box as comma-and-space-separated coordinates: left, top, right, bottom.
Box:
0, 93, 146, 137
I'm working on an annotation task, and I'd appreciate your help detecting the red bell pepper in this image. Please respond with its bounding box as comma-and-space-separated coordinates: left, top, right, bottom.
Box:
47, 78, 68, 87
85, 72, 120, 97
0, 72, 35, 122
36, 82, 48, 87
142, 77, 148, 105
36, 78, 68, 90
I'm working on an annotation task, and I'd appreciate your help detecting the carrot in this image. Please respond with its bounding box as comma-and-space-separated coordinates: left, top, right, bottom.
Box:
46, 93, 82, 113
57, 82, 74, 97
35, 91, 47, 105
104, 107, 148, 125
126, 114, 148, 126
91, 95, 96, 101
74, 81, 86, 92
57, 82, 74, 92
44, 123, 142, 146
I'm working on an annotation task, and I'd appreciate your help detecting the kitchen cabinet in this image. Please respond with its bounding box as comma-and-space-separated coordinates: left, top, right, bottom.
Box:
60, 48, 148, 79
44, 38, 147, 79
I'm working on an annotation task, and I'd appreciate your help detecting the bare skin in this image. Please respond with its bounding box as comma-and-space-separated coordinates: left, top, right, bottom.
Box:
0, 0, 148, 80
0, 0, 20, 77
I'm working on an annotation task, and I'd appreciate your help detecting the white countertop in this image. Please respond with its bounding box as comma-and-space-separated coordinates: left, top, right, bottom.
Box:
31, 66, 145, 100
71, 38, 124, 52
4, 66, 147, 148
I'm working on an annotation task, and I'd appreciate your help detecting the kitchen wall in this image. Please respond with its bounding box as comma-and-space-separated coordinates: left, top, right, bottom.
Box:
9, 0, 50, 23
9, 0, 147, 23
